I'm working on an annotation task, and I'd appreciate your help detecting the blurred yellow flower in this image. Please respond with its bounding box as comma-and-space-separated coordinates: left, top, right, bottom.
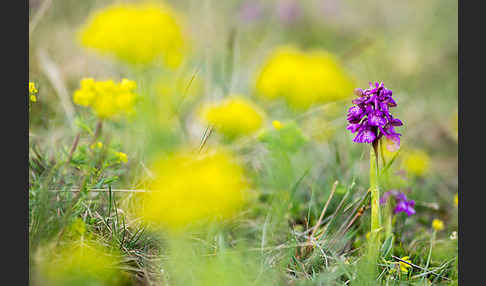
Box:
40, 240, 125, 286
73, 78, 137, 119
398, 256, 413, 273
116, 151, 128, 163
272, 120, 283, 130
454, 193, 458, 207
255, 46, 355, 110
200, 96, 265, 139
432, 219, 444, 231
79, 3, 188, 68
90, 141, 103, 150
136, 148, 249, 230
29, 81, 38, 103
403, 149, 430, 177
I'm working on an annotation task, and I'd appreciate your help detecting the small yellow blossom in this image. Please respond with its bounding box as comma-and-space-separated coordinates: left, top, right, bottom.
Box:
29, 81, 38, 103
73, 78, 137, 119
29, 82, 38, 93
135, 148, 249, 230
403, 149, 430, 177
90, 141, 103, 150
432, 219, 444, 231
272, 120, 283, 130
40, 240, 125, 286
78, 3, 188, 68
398, 256, 413, 273
200, 96, 265, 139
365, 232, 371, 240
454, 193, 458, 207
116, 152, 128, 163
255, 46, 354, 110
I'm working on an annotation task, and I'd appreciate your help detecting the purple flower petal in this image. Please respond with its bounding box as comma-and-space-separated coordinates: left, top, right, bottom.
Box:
346, 82, 401, 146
347, 123, 361, 133
390, 118, 403, 126
353, 127, 376, 143
368, 111, 387, 127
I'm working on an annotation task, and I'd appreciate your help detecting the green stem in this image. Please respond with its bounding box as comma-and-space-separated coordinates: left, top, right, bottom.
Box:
365, 142, 382, 282
422, 230, 436, 282
384, 203, 392, 239
370, 143, 381, 240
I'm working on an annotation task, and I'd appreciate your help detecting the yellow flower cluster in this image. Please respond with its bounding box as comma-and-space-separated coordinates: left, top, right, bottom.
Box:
29, 81, 38, 103
40, 240, 125, 286
73, 78, 137, 119
90, 141, 103, 150
136, 148, 249, 230
432, 219, 444, 231
79, 3, 187, 68
115, 151, 128, 164
255, 46, 355, 110
398, 256, 413, 273
200, 96, 265, 139
272, 120, 283, 130
403, 149, 430, 177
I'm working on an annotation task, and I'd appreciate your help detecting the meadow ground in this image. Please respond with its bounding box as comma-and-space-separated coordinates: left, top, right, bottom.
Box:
29, 0, 458, 285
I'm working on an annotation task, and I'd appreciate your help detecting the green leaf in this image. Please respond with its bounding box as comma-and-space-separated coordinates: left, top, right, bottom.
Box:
380, 234, 394, 259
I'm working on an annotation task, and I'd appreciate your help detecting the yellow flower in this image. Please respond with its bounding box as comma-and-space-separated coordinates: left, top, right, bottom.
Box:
29, 81, 38, 103
272, 120, 283, 130
40, 240, 125, 286
136, 148, 249, 230
90, 141, 103, 150
432, 219, 444, 231
454, 193, 458, 207
78, 3, 188, 68
73, 78, 137, 119
200, 96, 265, 139
403, 149, 430, 177
255, 46, 354, 110
29, 81, 38, 94
398, 256, 413, 273
116, 152, 128, 163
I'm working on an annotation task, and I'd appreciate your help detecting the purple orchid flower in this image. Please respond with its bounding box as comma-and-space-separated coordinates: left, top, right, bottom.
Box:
347, 82, 403, 149
380, 190, 416, 217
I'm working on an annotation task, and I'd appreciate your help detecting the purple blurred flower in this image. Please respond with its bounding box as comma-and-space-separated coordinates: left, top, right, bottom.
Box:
239, 1, 264, 22
380, 190, 416, 216
276, 0, 300, 24
346, 82, 403, 149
